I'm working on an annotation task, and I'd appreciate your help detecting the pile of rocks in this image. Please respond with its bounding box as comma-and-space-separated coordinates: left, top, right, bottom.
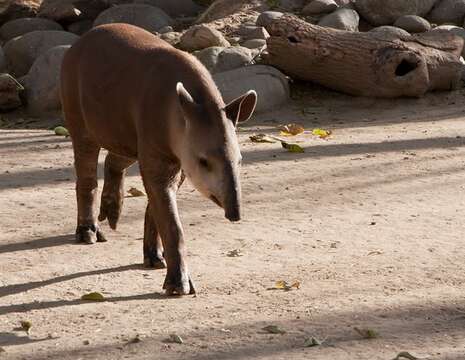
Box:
0, 0, 463, 116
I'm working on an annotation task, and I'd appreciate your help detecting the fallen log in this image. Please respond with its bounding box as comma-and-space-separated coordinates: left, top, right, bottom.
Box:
263, 15, 464, 98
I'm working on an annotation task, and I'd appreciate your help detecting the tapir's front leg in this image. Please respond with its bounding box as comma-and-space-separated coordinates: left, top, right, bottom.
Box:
140, 161, 195, 295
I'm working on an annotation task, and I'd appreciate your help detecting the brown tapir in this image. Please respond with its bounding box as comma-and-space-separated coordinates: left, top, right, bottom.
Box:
60, 23, 257, 295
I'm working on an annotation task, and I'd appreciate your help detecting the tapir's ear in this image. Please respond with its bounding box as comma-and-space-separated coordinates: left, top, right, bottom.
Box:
225, 90, 257, 127
176, 82, 196, 110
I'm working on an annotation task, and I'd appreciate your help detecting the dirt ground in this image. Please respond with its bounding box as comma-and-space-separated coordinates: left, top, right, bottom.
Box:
2, 85, 465, 360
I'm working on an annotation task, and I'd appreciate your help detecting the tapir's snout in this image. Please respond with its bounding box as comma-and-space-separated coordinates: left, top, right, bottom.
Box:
225, 206, 241, 222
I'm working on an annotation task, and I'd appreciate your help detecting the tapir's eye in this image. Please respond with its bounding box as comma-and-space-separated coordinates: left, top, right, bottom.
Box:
199, 157, 210, 170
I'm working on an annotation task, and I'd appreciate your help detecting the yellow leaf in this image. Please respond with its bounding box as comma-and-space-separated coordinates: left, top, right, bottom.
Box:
81, 292, 105, 302
279, 123, 304, 136
20, 320, 32, 333
281, 142, 305, 153
127, 187, 145, 197
291, 281, 301, 289
312, 128, 332, 139
275, 280, 287, 289
54, 126, 69, 137
250, 134, 277, 143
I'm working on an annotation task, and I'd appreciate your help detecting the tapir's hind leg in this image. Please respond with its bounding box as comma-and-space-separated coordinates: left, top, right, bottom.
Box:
72, 134, 105, 244
143, 172, 185, 269
98, 152, 135, 230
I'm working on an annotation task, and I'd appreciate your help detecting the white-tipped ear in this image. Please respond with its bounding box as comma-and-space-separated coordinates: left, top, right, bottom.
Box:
176, 82, 195, 106
225, 89, 258, 126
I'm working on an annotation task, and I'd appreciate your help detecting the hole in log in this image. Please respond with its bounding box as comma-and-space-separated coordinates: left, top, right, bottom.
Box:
395, 59, 417, 77
288, 36, 300, 43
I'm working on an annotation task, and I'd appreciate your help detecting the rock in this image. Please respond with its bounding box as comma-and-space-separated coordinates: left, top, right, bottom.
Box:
242, 38, 266, 49
429, 0, 465, 26
4, 30, 78, 77
0, 17, 62, 41
133, 0, 203, 17
277, 0, 306, 11
160, 31, 182, 46
238, 25, 269, 40
194, 46, 253, 74
23, 45, 69, 116
38, 0, 109, 22
318, 8, 359, 31
0, 0, 40, 25
393, 15, 431, 33
355, 0, 437, 26
158, 25, 173, 34
0, 73, 23, 111
256, 11, 283, 27
369, 25, 410, 37
213, 65, 290, 114
197, 0, 266, 24
67, 19, 92, 35
94, 4, 173, 33
179, 24, 230, 51
302, 0, 338, 16
431, 25, 465, 56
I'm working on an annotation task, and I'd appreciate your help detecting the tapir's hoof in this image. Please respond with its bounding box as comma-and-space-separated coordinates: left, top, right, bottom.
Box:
98, 195, 122, 230
143, 256, 167, 269
76, 225, 107, 244
163, 275, 196, 296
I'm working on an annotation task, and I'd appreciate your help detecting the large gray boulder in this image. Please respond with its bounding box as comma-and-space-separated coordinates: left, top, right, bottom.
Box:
431, 25, 465, 56
93, 4, 173, 33
302, 0, 339, 15
179, 24, 230, 51
429, 0, 465, 26
0, 73, 23, 112
194, 46, 253, 74
213, 65, 290, 114
369, 25, 410, 37
393, 15, 431, 33
318, 8, 359, 31
133, 0, 202, 17
256, 11, 283, 27
0, 17, 62, 42
355, 0, 437, 26
23, 45, 70, 117
3, 30, 78, 77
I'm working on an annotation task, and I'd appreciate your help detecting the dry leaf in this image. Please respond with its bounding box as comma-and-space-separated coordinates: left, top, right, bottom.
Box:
354, 327, 378, 339
312, 128, 332, 139
279, 123, 305, 136
392, 352, 419, 360
303, 337, 322, 347
227, 249, 242, 257
168, 334, 184, 344
54, 126, 69, 137
127, 187, 145, 197
274, 280, 300, 291
20, 320, 32, 334
250, 134, 277, 143
281, 141, 305, 153
81, 292, 105, 302
262, 325, 286, 334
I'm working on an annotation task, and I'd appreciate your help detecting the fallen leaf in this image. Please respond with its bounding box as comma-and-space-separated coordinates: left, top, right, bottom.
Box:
279, 123, 304, 136
227, 249, 242, 257
250, 134, 277, 143
273, 280, 301, 291
168, 334, 184, 344
303, 337, 322, 347
354, 327, 378, 339
20, 320, 32, 334
81, 292, 105, 302
312, 128, 332, 139
127, 187, 145, 197
367, 250, 383, 256
392, 352, 419, 360
262, 325, 286, 334
54, 126, 69, 137
281, 141, 305, 153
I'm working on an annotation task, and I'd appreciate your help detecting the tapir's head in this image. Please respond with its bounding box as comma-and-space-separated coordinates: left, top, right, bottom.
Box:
176, 82, 257, 222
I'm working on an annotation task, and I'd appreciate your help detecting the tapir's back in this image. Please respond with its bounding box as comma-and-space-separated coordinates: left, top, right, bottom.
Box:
61, 23, 220, 158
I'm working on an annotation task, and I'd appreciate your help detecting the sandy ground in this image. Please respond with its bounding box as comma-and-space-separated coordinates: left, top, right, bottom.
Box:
2, 86, 465, 360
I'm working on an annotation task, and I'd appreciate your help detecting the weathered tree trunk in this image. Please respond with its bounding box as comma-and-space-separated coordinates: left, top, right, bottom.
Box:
264, 15, 464, 98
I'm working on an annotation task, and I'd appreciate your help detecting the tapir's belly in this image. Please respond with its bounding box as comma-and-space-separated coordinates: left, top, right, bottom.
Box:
79, 68, 139, 159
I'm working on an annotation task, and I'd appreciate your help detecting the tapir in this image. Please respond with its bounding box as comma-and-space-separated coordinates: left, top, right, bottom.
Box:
60, 23, 257, 295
